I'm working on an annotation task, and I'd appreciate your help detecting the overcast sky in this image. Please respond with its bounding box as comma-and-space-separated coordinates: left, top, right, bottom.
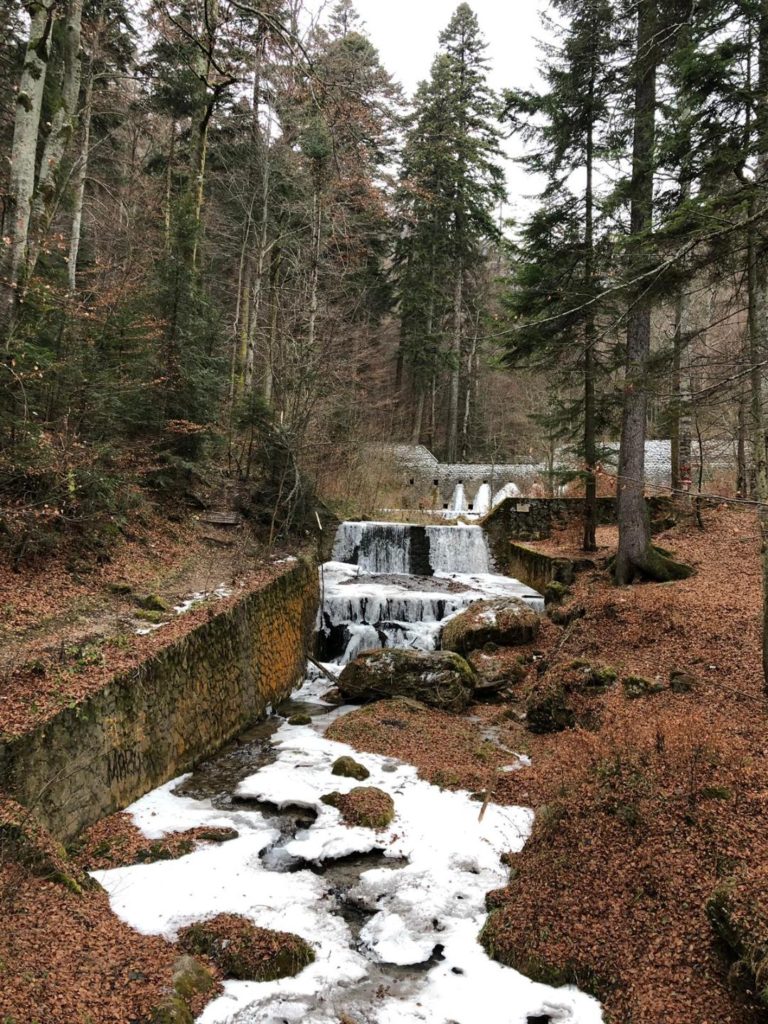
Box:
349, 0, 550, 221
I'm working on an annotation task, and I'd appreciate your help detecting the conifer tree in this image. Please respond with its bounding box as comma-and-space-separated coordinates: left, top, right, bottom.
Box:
397, 3, 504, 460
503, 0, 624, 549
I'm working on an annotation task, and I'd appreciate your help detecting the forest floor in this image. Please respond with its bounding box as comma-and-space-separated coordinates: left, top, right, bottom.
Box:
0, 507, 302, 1024
2, 505, 764, 1024
329, 505, 768, 1024
0, 507, 296, 738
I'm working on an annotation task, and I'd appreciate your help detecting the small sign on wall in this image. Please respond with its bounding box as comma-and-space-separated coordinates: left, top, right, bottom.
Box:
515, 503, 531, 513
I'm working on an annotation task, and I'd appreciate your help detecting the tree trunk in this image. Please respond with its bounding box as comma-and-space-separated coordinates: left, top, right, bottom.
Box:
673, 286, 693, 496
245, 128, 271, 397
460, 323, 478, 461
2, 0, 59, 348
615, 0, 691, 583
583, 76, 598, 552
264, 243, 281, 408
163, 122, 176, 252
447, 266, 463, 462
67, 55, 93, 294
745, 1, 768, 687
26, 0, 84, 282
411, 389, 425, 445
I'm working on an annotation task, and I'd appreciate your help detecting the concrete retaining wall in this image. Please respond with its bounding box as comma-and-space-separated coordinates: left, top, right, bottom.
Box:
0, 557, 319, 842
503, 542, 591, 594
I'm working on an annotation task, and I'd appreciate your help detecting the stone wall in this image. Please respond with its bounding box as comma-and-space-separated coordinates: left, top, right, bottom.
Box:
504, 543, 593, 594
0, 557, 319, 842
484, 496, 676, 573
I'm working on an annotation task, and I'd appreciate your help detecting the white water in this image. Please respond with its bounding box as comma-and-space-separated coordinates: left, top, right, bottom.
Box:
332, 522, 414, 575
94, 702, 602, 1024
331, 521, 493, 576
92, 522, 601, 1024
492, 482, 522, 507
448, 483, 468, 515
474, 483, 492, 517
319, 561, 543, 665
424, 524, 490, 573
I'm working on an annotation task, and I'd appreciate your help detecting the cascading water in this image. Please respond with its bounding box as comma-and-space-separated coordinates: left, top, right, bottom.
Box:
474, 482, 492, 517
320, 521, 543, 664
448, 482, 468, 515
92, 520, 602, 1024
331, 520, 494, 575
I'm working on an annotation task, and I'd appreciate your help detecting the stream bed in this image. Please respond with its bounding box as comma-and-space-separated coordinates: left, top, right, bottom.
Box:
93, 523, 603, 1024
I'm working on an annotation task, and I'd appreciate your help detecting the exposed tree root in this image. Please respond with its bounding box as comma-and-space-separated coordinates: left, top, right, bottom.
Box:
612, 545, 694, 584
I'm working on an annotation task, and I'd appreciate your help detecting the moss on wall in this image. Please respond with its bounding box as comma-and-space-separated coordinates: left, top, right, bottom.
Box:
0, 558, 319, 842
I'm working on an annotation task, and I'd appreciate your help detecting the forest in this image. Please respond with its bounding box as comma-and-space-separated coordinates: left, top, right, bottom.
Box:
5, 2, 768, 1024
2, 0, 765, 569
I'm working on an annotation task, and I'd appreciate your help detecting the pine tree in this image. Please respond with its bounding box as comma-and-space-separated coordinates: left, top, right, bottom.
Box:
503, 0, 624, 549
397, 3, 505, 460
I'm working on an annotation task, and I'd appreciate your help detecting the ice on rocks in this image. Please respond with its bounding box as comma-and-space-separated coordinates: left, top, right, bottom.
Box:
92, 521, 601, 1024
94, 714, 601, 1024
319, 561, 543, 664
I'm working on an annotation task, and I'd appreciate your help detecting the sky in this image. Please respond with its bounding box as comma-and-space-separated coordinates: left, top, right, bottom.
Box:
350, 0, 550, 221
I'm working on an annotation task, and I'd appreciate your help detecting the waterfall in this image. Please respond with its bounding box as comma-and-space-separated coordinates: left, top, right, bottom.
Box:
448, 482, 468, 514
492, 481, 521, 507
424, 524, 490, 573
320, 521, 541, 663
331, 521, 421, 574
474, 483, 492, 517
331, 521, 491, 576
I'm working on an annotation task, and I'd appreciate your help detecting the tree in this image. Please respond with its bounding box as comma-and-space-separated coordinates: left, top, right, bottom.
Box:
1, 0, 62, 348
615, 0, 693, 583
503, 0, 624, 550
397, 3, 505, 461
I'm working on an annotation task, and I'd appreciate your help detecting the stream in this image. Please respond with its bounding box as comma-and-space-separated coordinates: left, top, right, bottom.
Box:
93, 522, 603, 1024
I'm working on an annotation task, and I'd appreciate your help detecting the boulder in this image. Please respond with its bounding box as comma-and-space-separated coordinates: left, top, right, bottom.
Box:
337, 648, 476, 712
622, 675, 665, 699
526, 682, 575, 734
441, 598, 540, 655
332, 756, 370, 781
466, 648, 526, 697
178, 915, 314, 982
321, 787, 395, 829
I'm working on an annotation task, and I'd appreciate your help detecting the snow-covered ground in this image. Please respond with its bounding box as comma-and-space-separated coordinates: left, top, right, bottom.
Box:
94, 681, 603, 1024
95, 526, 601, 1023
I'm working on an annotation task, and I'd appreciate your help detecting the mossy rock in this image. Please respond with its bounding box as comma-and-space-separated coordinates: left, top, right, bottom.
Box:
549, 602, 586, 627
622, 675, 665, 699
321, 786, 395, 830
288, 713, 312, 726
670, 669, 697, 693
137, 593, 172, 612
441, 598, 540, 655
0, 798, 91, 893
337, 648, 476, 712
543, 580, 570, 606
568, 660, 617, 693
332, 756, 370, 781
178, 915, 314, 982
707, 871, 768, 1010
150, 953, 217, 1023
526, 683, 575, 734
135, 608, 170, 624
467, 649, 526, 696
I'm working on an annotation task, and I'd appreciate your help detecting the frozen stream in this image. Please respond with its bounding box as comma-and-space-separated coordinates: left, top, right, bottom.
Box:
94, 522, 603, 1024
